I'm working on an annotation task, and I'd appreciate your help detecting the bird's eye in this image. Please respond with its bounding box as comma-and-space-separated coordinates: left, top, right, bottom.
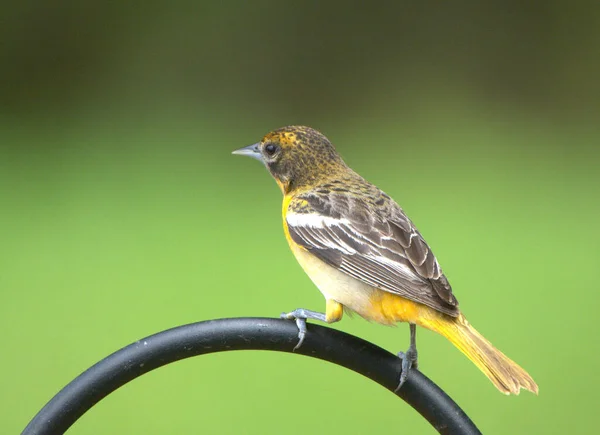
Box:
264, 143, 279, 156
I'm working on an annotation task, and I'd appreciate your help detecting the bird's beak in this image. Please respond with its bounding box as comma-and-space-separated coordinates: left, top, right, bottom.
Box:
232, 143, 263, 162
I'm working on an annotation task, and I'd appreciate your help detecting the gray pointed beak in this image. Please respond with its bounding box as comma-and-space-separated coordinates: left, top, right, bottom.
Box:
232, 142, 263, 162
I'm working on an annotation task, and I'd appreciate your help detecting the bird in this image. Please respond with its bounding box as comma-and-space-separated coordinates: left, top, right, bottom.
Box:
233, 125, 538, 395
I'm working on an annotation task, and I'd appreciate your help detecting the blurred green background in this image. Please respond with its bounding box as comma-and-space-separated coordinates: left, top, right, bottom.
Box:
1, 2, 598, 434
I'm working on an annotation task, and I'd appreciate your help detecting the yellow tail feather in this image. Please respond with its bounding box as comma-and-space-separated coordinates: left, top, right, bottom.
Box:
365, 288, 537, 394
427, 314, 538, 395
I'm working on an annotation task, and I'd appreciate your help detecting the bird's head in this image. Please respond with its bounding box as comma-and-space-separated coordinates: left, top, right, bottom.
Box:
233, 125, 346, 193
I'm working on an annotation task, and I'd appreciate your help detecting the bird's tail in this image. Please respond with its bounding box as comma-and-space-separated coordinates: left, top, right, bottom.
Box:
427, 314, 538, 395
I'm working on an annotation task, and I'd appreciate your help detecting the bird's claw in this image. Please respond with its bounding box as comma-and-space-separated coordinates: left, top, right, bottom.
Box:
395, 347, 418, 392
280, 308, 326, 351
292, 317, 307, 351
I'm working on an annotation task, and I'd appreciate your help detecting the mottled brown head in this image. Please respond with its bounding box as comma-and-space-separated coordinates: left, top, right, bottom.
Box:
233, 126, 347, 193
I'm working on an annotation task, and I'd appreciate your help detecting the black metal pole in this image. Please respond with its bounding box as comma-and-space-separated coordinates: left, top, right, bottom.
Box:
22, 317, 481, 435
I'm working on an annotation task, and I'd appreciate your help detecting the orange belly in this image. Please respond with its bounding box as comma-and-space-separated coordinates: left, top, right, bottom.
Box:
369, 290, 424, 325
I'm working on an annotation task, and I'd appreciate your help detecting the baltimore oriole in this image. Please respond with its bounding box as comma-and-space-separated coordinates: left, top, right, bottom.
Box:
233, 125, 538, 395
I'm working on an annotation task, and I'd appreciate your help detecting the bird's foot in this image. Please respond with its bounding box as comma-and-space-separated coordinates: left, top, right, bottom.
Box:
280, 308, 326, 351
395, 346, 418, 392
395, 324, 419, 392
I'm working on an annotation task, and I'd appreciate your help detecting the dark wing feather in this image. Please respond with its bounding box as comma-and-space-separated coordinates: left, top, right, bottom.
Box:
287, 191, 459, 316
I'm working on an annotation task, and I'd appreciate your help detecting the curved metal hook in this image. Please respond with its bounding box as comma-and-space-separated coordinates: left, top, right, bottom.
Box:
23, 317, 481, 435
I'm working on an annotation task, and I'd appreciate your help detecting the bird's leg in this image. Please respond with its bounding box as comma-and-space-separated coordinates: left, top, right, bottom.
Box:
395, 323, 419, 391
281, 299, 343, 351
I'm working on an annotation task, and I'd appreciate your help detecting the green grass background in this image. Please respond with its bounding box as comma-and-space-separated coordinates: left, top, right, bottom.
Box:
2, 2, 599, 433
1, 100, 597, 434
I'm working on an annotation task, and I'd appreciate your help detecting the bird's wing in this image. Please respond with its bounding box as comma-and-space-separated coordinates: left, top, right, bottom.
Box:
286, 191, 459, 317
